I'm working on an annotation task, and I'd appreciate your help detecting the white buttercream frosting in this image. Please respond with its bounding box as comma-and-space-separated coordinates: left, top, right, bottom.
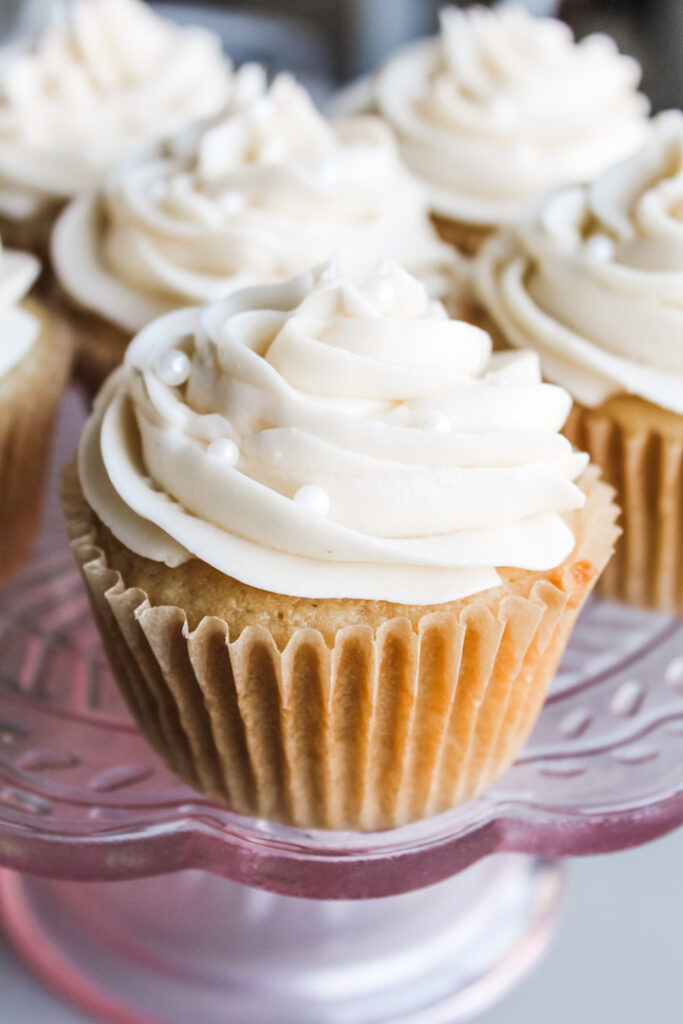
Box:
373, 4, 649, 225
0, 242, 40, 378
53, 71, 461, 334
0, 0, 234, 220
475, 112, 683, 415
79, 262, 588, 605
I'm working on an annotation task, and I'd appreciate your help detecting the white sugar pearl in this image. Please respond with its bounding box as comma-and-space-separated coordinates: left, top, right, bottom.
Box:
490, 96, 518, 124
585, 233, 615, 262
220, 190, 245, 214
293, 484, 331, 516
420, 411, 451, 433
155, 349, 190, 387
363, 278, 395, 310
207, 438, 240, 466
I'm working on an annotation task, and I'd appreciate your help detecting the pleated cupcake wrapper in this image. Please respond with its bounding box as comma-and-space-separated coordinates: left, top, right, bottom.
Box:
0, 402, 55, 586
44, 281, 131, 400
62, 465, 618, 831
0, 306, 72, 586
431, 214, 494, 259
565, 403, 683, 616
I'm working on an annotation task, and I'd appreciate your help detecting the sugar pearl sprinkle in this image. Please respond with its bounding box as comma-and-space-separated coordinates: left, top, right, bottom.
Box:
293, 485, 331, 516
584, 233, 615, 263
219, 190, 246, 215
490, 96, 518, 125
363, 276, 395, 312
207, 438, 240, 466
420, 411, 451, 433
155, 349, 191, 387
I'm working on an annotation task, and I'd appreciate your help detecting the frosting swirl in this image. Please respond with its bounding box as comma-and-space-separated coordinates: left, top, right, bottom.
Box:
373, 4, 649, 225
53, 71, 461, 334
475, 112, 683, 415
79, 262, 588, 605
0, 241, 40, 378
0, 0, 234, 220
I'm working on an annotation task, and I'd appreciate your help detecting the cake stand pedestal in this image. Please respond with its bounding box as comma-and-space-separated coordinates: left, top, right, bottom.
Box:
0, 392, 682, 1023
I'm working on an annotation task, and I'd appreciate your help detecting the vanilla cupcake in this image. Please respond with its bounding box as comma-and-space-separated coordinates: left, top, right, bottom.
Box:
475, 112, 683, 615
0, 241, 71, 586
370, 4, 649, 255
51, 70, 462, 397
0, 0, 234, 265
63, 262, 617, 829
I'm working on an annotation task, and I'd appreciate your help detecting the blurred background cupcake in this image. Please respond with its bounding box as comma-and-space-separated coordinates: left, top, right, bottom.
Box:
63, 260, 617, 829
359, 4, 650, 255
51, 68, 461, 396
0, 237, 71, 586
475, 111, 683, 615
0, 0, 235, 269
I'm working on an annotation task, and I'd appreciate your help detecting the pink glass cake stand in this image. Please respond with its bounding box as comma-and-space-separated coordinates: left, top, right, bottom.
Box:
0, 392, 682, 1024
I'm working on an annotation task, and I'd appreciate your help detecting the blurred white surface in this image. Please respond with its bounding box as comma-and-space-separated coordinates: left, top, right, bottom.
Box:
1, 827, 681, 1023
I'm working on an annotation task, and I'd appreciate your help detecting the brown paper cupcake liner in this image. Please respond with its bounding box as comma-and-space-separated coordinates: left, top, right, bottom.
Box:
431, 213, 494, 259
0, 301, 72, 587
62, 465, 617, 831
44, 280, 131, 400
565, 402, 683, 616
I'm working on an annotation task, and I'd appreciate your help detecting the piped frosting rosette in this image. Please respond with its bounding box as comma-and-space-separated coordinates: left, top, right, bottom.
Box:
374, 4, 649, 225
0, 240, 40, 377
475, 111, 683, 415
80, 261, 588, 606
0, 0, 234, 219
53, 71, 460, 334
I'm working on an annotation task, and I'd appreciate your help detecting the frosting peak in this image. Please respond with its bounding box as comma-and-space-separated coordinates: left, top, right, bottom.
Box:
475, 112, 683, 414
79, 262, 588, 605
0, 241, 40, 378
374, 4, 649, 224
0, 0, 234, 218
54, 72, 460, 334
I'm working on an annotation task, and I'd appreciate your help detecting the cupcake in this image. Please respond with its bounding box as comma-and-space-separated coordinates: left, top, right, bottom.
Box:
0, 0, 234, 267
51, 70, 462, 397
62, 261, 618, 830
369, 4, 649, 255
475, 112, 683, 615
0, 240, 71, 586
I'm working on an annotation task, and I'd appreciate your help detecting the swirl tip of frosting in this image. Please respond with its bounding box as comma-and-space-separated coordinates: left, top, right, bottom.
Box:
375, 2, 649, 224
0, 0, 235, 214
51, 63, 459, 333
474, 108, 683, 416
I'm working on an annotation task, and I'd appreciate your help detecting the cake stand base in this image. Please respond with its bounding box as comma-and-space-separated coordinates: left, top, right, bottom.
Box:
0, 856, 560, 1024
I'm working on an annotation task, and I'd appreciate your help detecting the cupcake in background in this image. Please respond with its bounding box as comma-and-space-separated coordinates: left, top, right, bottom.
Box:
475, 112, 683, 615
0, 239, 71, 586
63, 260, 618, 830
0, 0, 234, 264
369, 4, 649, 255
52, 69, 462, 396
